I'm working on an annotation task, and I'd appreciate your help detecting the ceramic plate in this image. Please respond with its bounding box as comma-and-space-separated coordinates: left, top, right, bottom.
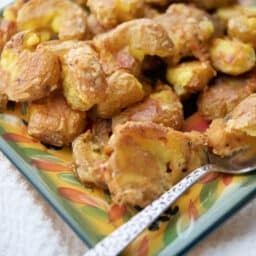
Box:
1, 2, 256, 255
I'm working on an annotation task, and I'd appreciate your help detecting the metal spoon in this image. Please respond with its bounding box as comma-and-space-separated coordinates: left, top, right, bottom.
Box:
85, 149, 256, 256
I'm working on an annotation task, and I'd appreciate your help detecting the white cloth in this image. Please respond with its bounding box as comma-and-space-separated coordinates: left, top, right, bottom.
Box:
0, 151, 256, 256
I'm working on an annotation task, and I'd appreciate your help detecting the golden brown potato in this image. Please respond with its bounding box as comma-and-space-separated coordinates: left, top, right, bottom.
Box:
72, 119, 112, 188
38, 40, 86, 62
206, 118, 256, 157
210, 38, 255, 75
62, 44, 108, 111
191, 0, 236, 10
228, 15, 256, 47
17, 0, 88, 40
155, 4, 214, 64
198, 76, 255, 120
112, 84, 183, 130
0, 68, 8, 111
96, 70, 146, 118
105, 121, 207, 207
3, 0, 25, 22
87, 0, 144, 30
166, 61, 216, 98
144, 0, 170, 6
227, 94, 256, 136
1, 31, 60, 102
216, 5, 256, 25
93, 18, 174, 75
74, 0, 87, 7
28, 93, 86, 147
0, 19, 17, 53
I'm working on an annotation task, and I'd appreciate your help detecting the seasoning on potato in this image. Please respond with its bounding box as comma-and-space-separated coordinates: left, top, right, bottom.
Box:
210, 38, 256, 75
166, 61, 216, 98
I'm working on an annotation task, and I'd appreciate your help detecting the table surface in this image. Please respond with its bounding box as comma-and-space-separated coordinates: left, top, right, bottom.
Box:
0, 151, 255, 256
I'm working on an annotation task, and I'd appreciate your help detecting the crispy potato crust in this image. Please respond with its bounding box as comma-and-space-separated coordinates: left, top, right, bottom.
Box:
28, 93, 86, 147
17, 0, 88, 40
207, 118, 256, 157
87, 0, 144, 30
105, 122, 207, 207
198, 76, 255, 120
97, 70, 146, 118
62, 44, 108, 111
72, 119, 112, 188
112, 84, 183, 130
93, 18, 174, 75
1, 31, 60, 102
155, 4, 214, 64
0, 19, 17, 53
227, 94, 256, 136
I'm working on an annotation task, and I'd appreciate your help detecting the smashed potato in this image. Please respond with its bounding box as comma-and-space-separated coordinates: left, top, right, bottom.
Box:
228, 15, 256, 47
0, 19, 16, 53
112, 84, 183, 130
62, 44, 108, 111
1, 31, 60, 102
97, 70, 146, 118
191, 0, 236, 10
216, 5, 256, 25
28, 93, 86, 147
87, 0, 144, 30
72, 119, 111, 188
227, 94, 256, 137
3, 0, 24, 22
93, 18, 174, 75
17, 0, 88, 40
105, 122, 207, 207
198, 76, 255, 120
210, 38, 255, 75
207, 118, 256, 157
155, 4, 214, 64
166, 61, 216, 98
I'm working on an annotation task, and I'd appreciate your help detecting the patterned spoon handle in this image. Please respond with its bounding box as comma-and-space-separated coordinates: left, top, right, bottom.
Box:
85, 165, 213, 256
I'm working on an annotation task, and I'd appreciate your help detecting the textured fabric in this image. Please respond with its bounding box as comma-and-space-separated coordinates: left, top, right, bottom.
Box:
0, 150, 255, 256
0, 152, 87, 256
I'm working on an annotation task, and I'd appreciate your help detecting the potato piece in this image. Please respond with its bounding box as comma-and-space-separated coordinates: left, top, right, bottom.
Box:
191, 0, 236, 10
198, 76, 254, 120
144, 0, 170, 6
216, 5, 256, 25
74, 0, 87, 7
228, 15, 256, 47
0, 67, 9, 111
72, 120, 112, 188
62, 44, 108, 111
227, 94, 256, 136
87, 0, 144, 30
112, 84, 183, 130
210, 38, 255, 75
17, 0, 88, 40
155, 4, 214, 64
0, 19, 17, 53
3, 0, 25, 22
1, 31, 60, 102
97, 70, 146, 118
38, 40, 86, 62
93, 18, 174, 75
28, 93, 86, 147
207, 118, 256, 157
166, 61, 216, 98
105, 122, 207, 207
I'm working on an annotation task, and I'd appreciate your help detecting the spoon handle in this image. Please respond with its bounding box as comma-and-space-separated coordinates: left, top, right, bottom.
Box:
85, 165, 213, 256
